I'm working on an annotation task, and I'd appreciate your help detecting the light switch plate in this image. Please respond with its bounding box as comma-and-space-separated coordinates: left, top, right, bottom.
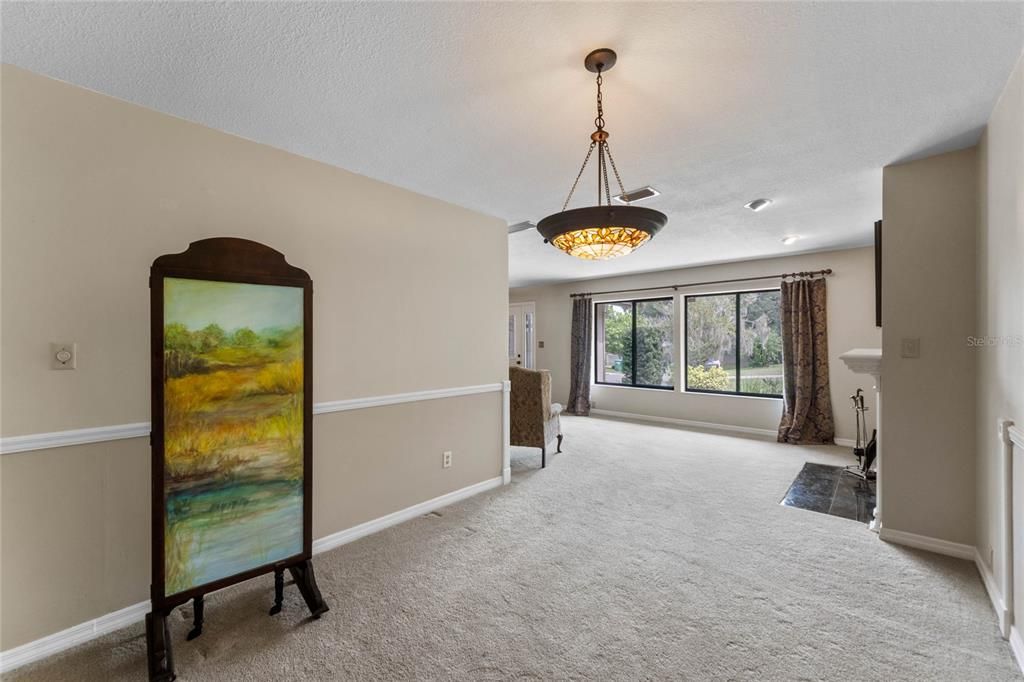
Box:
51, 342, 77, 369
900, 337, 920, 359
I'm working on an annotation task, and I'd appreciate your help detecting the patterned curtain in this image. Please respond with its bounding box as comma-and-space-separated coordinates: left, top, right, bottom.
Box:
566, 295, 592, 416
777, 277, 835, 444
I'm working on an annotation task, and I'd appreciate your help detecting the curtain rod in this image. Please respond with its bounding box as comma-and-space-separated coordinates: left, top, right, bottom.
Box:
568, 269, 833, 299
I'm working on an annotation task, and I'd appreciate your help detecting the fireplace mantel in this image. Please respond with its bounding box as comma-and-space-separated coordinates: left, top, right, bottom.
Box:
839, 348, 882, 379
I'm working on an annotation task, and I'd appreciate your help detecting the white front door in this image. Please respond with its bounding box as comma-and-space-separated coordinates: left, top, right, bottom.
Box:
508, 302, 537, 369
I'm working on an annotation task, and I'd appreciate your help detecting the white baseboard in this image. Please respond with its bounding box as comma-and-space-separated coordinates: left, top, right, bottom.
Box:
1011, 626, 1024, 672
311, 476, 502, 554
864, 528, 1021, 669
878, 527, 975, 560
975, 548, 1010, 638
0, 476, 503, 675
590, 409, 858, 448
0, 600, 150, 674
591, 409, 778, 439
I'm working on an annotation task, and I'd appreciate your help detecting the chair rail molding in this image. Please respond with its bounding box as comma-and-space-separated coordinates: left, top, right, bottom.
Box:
1, 382, 506, 455
0, 422, 152, 455
1010, 423, 1024, 451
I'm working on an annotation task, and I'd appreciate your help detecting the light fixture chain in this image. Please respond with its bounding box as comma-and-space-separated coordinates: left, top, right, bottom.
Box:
601, 142, 613, 206
539, 48, 667, 261
604, 142, 629, 204
562, 142, 597, 211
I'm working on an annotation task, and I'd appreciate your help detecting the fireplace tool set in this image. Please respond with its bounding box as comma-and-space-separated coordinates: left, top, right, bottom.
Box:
846, 388, 877, 480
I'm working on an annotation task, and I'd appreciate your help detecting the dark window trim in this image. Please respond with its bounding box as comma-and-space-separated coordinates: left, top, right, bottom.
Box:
594, 297, 675, 390
683, 289, 783, 399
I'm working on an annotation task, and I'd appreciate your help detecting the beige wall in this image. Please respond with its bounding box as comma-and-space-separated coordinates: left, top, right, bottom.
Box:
510, 247, 881, 442
976, 53, 1023, 611
0, 64, 507, 436
0, 395, 502, 649
881, 147, 979, 545
0, 65, 508, 650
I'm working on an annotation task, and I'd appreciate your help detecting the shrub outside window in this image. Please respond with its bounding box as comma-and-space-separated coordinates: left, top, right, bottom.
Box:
684, 290, 783, 398
595, 298, 674, 389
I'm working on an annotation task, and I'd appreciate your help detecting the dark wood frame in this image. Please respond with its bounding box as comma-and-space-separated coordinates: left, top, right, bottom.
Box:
593, 297, 675, 390
874, 219, 882, 328
683, 289, 784, 399
146, 238, 326, 682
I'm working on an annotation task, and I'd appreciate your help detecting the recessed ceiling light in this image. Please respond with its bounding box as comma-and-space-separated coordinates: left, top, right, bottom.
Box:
781, 235, 800, 245
744, 198, 773, 212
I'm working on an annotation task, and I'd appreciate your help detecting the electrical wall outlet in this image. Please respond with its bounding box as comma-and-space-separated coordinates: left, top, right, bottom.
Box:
538, 340, 545, 349
442, 451, 452, 469
51, 342, 77, 370
900, 337, 920, 358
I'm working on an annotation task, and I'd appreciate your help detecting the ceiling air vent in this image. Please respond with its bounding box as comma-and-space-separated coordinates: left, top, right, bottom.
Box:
613, 186, 660, 204
744, 198, 773, 212
507, 221, 536, 235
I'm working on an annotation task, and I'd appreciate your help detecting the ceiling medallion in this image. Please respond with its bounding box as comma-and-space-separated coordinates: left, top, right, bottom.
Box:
537, 48, 667, 260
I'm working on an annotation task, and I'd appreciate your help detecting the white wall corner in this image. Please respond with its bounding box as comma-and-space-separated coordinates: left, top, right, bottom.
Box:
997, 417, 1015, 641
502, 379, 511, 484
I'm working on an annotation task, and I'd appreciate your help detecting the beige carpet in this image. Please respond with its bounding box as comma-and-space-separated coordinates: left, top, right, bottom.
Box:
10, 416, 1019, 680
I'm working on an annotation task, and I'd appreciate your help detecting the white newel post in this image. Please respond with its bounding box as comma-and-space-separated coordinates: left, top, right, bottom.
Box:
839, 349, 883, 532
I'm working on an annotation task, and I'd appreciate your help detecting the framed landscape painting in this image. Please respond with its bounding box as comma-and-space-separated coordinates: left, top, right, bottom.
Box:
149, 238, 315, 607
147, 238, 325, 681
162, 276, 304, 594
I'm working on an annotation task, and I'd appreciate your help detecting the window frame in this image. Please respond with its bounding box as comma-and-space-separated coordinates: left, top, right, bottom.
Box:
593, 296, 675, 391
683, 288, 784, 399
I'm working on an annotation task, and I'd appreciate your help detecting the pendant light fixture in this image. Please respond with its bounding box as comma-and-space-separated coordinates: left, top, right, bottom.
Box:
537, 48, 667, 260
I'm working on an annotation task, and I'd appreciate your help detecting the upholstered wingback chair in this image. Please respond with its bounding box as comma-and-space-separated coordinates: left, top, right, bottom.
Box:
509, 366, 563, 468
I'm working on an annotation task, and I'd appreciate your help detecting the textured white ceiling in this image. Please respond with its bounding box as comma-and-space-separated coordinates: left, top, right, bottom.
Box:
3, 2, 1022, 286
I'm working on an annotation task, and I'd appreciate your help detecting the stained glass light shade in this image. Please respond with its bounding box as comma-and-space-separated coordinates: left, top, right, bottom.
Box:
551, 227, 650, 260
538, 206, 667, 261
